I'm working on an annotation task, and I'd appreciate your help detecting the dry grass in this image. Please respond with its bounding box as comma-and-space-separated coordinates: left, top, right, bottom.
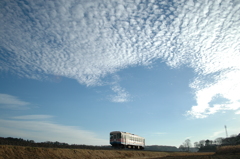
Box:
0, 145, 171, 159
1, 145, 239, 159
216, 145, 240, 155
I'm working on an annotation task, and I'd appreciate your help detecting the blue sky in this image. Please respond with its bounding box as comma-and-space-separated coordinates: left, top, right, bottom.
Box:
0, 0, 240, 147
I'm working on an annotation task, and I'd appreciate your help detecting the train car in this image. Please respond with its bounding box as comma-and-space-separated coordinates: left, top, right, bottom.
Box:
110, 131, 145, 149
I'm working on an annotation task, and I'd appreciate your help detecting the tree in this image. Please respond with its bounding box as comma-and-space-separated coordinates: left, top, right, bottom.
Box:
179, 145, 186, 151
194, 141, 200, 148
199, 140, 205, 147
205, 139, 213, 146
182, 139, 192, 152
230, 134, 237, 137
214, 137, 223, 145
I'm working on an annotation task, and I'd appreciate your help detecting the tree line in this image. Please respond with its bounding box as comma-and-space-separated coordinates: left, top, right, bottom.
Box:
179, 133, 240, 152
0, 137, 111, 149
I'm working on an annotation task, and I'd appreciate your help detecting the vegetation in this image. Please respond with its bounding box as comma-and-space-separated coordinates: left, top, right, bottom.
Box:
0, 137, 111, 150
0, 145, 215, 159
0, 136, 239, 159
179, 139, 192, 152
216, 145, 240, 154
1, 135, 240, 158
145, 145, 179, 151
179, 133, 240, 152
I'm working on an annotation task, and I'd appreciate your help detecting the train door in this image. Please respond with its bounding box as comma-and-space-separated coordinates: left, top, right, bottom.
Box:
114, 134, 117, 142
122, 134, 126, 145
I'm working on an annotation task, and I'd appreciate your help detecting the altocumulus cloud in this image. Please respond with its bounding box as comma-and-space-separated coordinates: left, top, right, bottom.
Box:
0, 0, 240, 116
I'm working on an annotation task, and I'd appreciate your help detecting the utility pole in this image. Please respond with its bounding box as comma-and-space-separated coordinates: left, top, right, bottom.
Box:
225, 125, 228, 138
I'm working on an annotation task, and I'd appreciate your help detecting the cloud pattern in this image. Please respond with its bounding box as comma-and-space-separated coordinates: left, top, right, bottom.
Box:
0, 0, 240, 117
0, 94, 30, 110
0, 119, 108, 145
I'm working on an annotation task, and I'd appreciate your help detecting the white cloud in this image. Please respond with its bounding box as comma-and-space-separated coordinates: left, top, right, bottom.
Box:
210, 127, 240, 139
210, 130, 225, 138
0, 0, 239, 114
0, 94, 30, 110
109, 85, 130, 103
11, 115, 53, 120
0, 119, 108, 145
236, 110, 240, 115
187, 70, 240, 118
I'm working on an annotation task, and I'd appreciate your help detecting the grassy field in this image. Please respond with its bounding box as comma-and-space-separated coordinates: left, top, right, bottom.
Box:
216, 145, 240, 155
0, 145, 239, 159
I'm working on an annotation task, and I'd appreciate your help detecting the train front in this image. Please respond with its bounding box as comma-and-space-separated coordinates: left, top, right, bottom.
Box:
110, 131, 122, 147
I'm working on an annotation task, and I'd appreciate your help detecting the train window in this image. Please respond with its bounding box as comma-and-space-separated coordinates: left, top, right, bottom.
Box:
110, 134, 114, 139
117, 133, 121, 139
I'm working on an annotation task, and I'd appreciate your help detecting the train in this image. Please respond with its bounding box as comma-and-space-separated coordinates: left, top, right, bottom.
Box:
110, 131, 145, 149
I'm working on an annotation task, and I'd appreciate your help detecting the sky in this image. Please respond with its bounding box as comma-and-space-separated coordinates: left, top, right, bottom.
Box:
0, 0, 240, 147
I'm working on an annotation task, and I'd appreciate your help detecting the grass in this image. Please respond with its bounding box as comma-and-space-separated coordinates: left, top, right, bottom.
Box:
1, 145, 239, 159
216, 145, 240, 154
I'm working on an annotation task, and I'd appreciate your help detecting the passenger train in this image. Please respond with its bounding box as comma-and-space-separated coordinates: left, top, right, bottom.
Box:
110, 131, 145, 149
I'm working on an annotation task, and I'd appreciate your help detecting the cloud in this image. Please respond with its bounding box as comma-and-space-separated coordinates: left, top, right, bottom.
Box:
104, 75, 130, 102
11, 115, 53, 120
0, 0, 239, 115
0, 118, 108, 145
236, 110, 240, 115
210, 127, 240, 139
109, 85, 130, 103
187, 71, 240, 118
0, 94, 30, 110
210, 130, 224, 138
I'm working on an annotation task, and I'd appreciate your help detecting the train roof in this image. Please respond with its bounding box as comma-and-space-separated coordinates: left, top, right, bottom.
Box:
110, 131, 144, 138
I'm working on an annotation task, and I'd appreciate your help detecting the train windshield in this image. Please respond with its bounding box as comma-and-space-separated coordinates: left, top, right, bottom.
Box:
110, 134, 114, 139
110, 133, 121, 139
117, 133, 121, 138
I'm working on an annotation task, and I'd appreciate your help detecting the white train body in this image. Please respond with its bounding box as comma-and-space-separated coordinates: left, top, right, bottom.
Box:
110, 131, 145, 149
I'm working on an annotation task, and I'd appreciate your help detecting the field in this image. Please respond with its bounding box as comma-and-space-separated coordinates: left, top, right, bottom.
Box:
0, 145, 240, 159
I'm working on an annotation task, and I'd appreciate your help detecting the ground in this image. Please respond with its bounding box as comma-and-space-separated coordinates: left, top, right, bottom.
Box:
0, 145, 239, 159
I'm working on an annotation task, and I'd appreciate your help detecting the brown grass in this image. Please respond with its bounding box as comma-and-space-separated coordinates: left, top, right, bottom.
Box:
0, 145, 171, 159
0, 145, 239, 159
216, 145, 240, 155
